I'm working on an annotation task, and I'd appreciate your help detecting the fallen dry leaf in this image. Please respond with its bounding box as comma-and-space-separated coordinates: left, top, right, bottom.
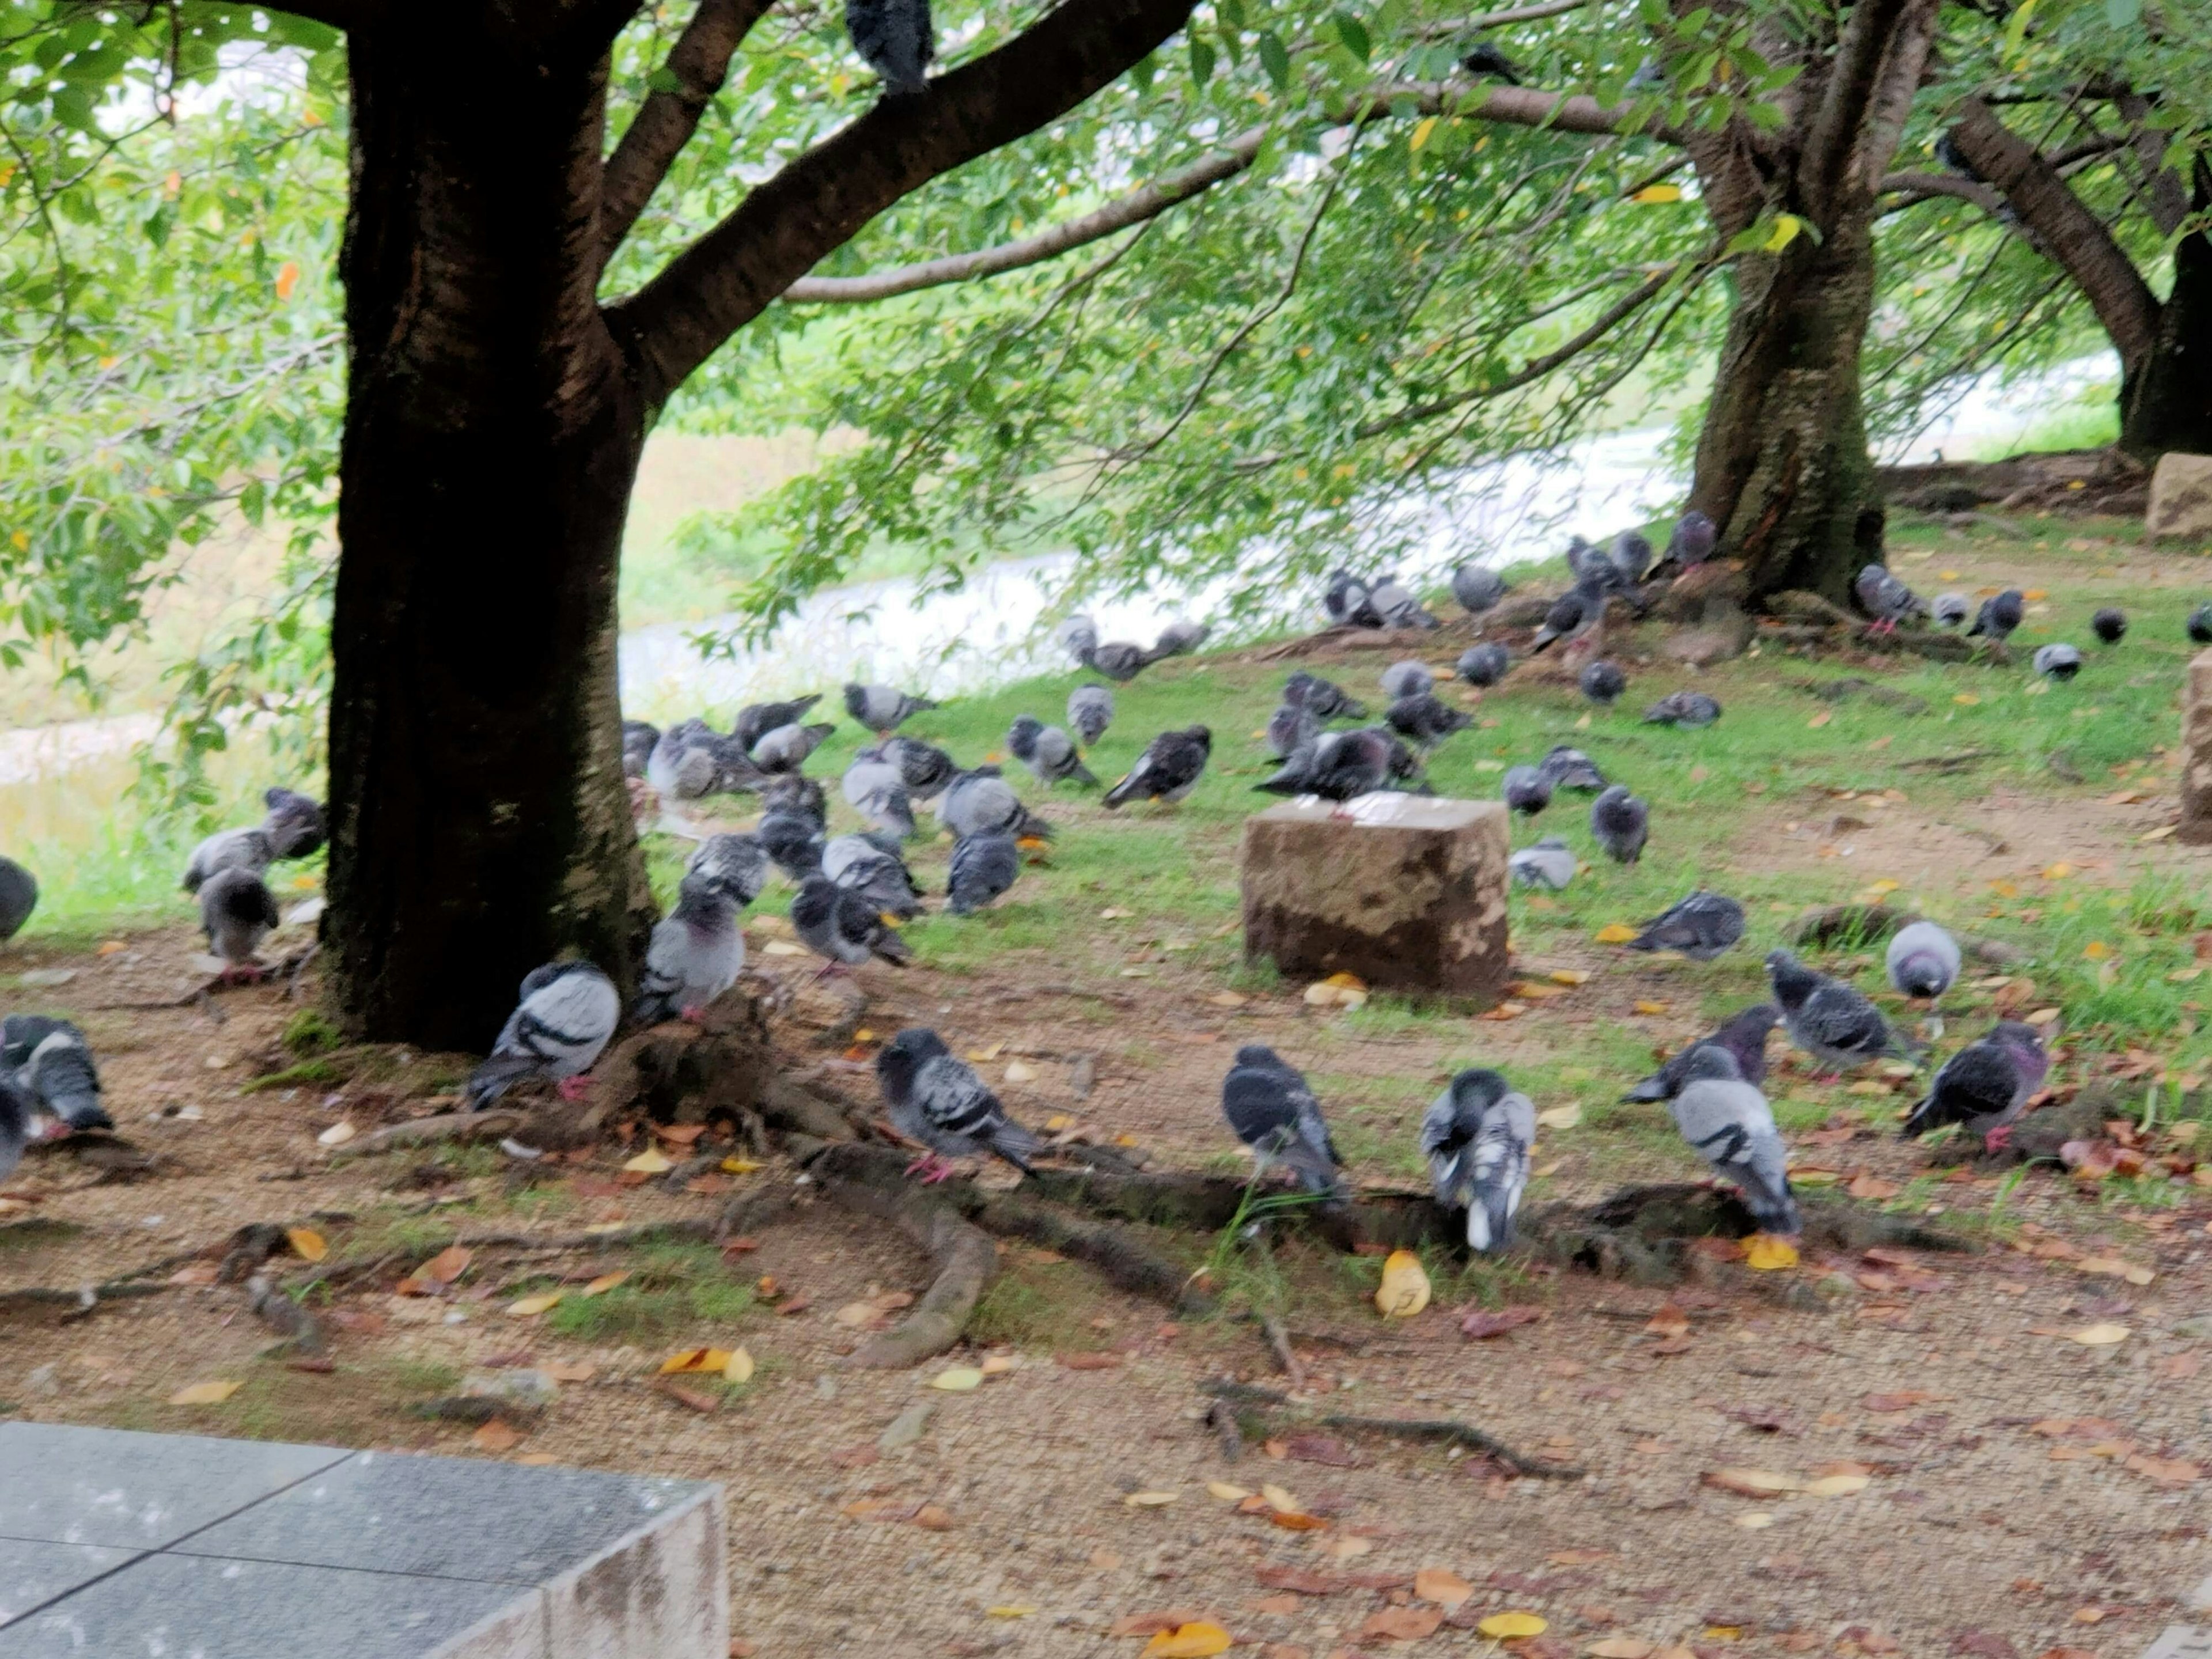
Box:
660, 1347, 735, 1374
1375, 1249, 1431, 1318
1703, 1468, 1801, 1498
471, 1419, 521, 1452
1594, 923, 1638, 945
285, 1226, 328, 1262
581, 1271, 628, 1297
622, 1147, 673, 1174
1482, 1613, 1550, 1639
1744, 1236, 1800, 1271
931, 1366, 985, 1392
724, 1347, 755, 1384
506, 1291, 565, 1317
1125, 1490, 1179, 1508
1803, 1474, 1870, 1498
545, 1360, 595, 1383
1536, 1103, 1582, 1131
1461, 1305, 1544, 1340
2124, 1453, 2200, 1487
1414, 1567, 1472, 1608
1268, 1510, 1329, 1532
1588, 1641, 1657, 1659
912, 1503, 956, 1530
2067, 1324, 2131, 1346
167, 1380, 241, 1406
1141, 1623, 1233, 1658
1361, 1607, 1444, 1641
1645, 1304, 1690, 1337
1061, 1351, 1124, 1370
414, 1245, 472, 1289
1207, 1482, 1251, 1502
658, 1381, 721, 1413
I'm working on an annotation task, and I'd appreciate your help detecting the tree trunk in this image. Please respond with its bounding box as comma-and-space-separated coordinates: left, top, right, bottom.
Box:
2122, 225, 2212, 460
328, 28, 653, 1047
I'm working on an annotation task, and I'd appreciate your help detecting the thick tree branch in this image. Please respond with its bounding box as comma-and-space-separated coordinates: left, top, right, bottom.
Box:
1415, 0, 1594, 39
1854, 0, 1939, 193
2115, 90, 2191, 237
1363, 78, 1683, 144
608, 0, 1200, 408
1878, 170, 2003, 217
599, 0, 775, 266
1801, 0, 1917, 220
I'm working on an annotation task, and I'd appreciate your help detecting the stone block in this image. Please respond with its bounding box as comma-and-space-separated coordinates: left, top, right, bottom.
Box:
0, 1422, 349, 1550
2139, 1626, 2212, 1659
1241, 794, 1510, 1000
2147, 453, 2212, 540
0, 1539, 138, 1626
2180, 650, 2212, 844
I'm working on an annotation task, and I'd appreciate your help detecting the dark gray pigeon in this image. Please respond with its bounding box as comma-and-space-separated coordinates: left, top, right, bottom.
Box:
733, 694, 823, 752
1148, 619, 1210, 659
1266, 700, 1321, 761
1421, 1067, 1535, 1253
1451, 564, 1506, 615
2191, 604, 2212, 645
844, 682, 938, 733
621, 721, 660, 779
183, 825, 272, 895
650, 719, 763, 798
791, 873, 914, 971
1007, 715, 1096, 787
633, 872, 747, 1025
1502, 765, 1552, 816
1885, 920, 1960, 1002
2092, 608, 2126, 645
1765, 949, 1916, 1075
263, 788, 325, 859
936, 768, 1027, 839
1508, 836, 1575, 891
752, 721, 835, 772
1379, 660, 1433, 700
1258, 726, 1402, 801
1590, 784, 1647, 864
1055, 615, 1099, 665
1284, 671, 1366, 722
1901, 1020, 2048, 1153
824, 833, 926, 920
1539, 744, 1607, 791
1324, 570, 1384, 628
1067, 684, 1114, 747
467, 961, 620, 1108
1456, 642, 1509, 687
874, 735, 959, 800
878, 1027, 1039, 1181
1628, 891, 1743, 959
1932, 592, 1969, 629
0, 1072, 28, 1185
1566, 536, 1627, 595
846, 0, 933, 94
1221, 1045, 1342, 1199
685, 834, 770, 906
1854, 563, 1926, 631
1369, 576, 1438, 630
946, 830, 1021, 915
1579, 660, 1627, 705
1623, 1003, 1777, 1103
1610, 530, 1656, 586
842, 754, 918, 840
1079, 639, 1149, 682
1643, 690, 1720, 727
1103, 726, 1211, 809
1968, 588, 2024, 642
1385, 692, 1472, 748
1529, 574, 1608, 653
1667, 510, 1715, 567
2034, 642, 2082, 680
2, 1015, 110, 1133
0, 857, 35, 943
760, 774, 827, 823
755, 808, 826, 882
1667, 1047, 1799, 1234
199, 865, 279, 980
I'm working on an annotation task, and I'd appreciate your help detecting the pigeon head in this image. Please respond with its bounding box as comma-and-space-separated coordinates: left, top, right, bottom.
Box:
1446, 1067, 1513, 1114
2092, 608, 2126, 644
1892, 949, 1950, 999
1763, 950, 1820, 1010
1233, 1043, 1286, 1070
1679, 1044, 1744, 1085
1184, 725, 1213, 752
1006, 715, 1044, 760
519, 960, 595, 1000
1715, 1004, 1779, 1069
877, 1027, 949, 1100
683, 866, 748, 908
1990, 1020, 2048, 1069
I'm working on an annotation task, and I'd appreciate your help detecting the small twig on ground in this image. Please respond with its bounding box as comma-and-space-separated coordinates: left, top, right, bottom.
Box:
245, 1273, 325, 1354
1259, 1312, 1306, 1389
335, 1108, 524, 1157
1199, 1379, 1583, 1479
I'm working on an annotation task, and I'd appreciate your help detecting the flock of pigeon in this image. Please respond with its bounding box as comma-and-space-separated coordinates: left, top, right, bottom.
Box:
1855, 563, 2166, 683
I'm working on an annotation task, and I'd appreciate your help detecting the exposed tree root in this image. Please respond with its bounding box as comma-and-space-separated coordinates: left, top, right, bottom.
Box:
1785, 902, 2028, 966
337, 1108, 524, 1157
245, 1274, 325, 1355
812, 1168, 998, 1369
1199, 1380, 1583, 1479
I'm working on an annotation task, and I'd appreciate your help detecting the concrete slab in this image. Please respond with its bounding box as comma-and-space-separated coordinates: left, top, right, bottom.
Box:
2142, 1628, 2212, 1659
0, 1422, 349, 1550
0, 1539, 137, 1626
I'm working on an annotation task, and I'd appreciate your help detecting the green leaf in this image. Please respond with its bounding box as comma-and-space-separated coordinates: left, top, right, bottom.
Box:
2104, 0, 2140, 24
1256, 30, 1291, 90
1332, 10, 1371, 60
647, 66, 684, 94
1189, 35, 1217, 84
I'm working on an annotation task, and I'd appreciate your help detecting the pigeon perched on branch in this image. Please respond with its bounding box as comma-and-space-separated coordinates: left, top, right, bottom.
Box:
946, 830, 1021, 915
1627, 891, 1743, 959
844, 682, 938, 734
791, 873, 913, 972
1901, 1020, 2047, 1153
1666, 1047, 1800, 1234
1067, 685, 1114, 747
1221, 1045, 1343, 1199
1623, 1004, 1777, 1103
2, 1016, 110, 1134
1460, 40, 1522, 82
878, 1027, 1039, 1181
1103, 726, 1211, 809
1421, 1067, 1535, 1253
1007, 715, 1097, 787
846, 0, 934, 96
467, 961, 619, 1108
1508, 836, 1574, 891
1766, 949, 1916, 1075
633, 872, 748, 1025
1590, 785, 1648, 864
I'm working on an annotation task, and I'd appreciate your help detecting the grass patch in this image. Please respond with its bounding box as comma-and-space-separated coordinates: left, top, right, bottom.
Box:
541, 1241, 755, 1343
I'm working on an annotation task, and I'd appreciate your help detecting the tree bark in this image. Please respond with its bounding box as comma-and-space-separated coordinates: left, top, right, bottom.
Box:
2122, 217, 2212, 459
329, 28, 653, 1047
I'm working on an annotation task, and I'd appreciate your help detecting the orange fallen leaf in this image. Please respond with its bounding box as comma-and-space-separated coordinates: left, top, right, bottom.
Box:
285, 1226, 328, 1263
1268, 1510, 1329, 1531
1414, 1567, 1472, 1608
660, 1347, 735, 1374
1142, 1623, 1234, 1658
912, 1503, 956, 1530
581, 1271, 629, 1297
471, 1419, 521, 1452
1594, 923, 1638, 944
414, 1245, 472, 1289
1361, 1607, 1444, 1641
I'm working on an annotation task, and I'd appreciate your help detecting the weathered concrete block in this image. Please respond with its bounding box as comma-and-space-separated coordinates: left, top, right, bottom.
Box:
2147, 453, 2212, 540
2179, 649, 2212, 844
1241, 795, 1510, 1001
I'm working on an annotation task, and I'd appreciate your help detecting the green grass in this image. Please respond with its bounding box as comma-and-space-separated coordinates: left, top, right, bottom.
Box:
540, 1241, 756, 1343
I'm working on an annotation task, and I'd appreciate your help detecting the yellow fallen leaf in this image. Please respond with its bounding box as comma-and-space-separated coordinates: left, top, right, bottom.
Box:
623, 1147, 674, 1174
1802, 1473, 1869, 1497
1953, 693, 1982, 706
1320, 971, 1366, 990
1632, 183, 1683, 203
1142, 1623, 1233, 1658
968, 1041, 1006, 1062
854, 1028, 875, 1042
1375, 1248, 1431, 1318
1123, 1489, 1179, 1506
286, 1226, 328, 1263
931, 1366, 985, 1391
168, 1380, 242, 1405
1482, 1613, 1550, 1639
720, 1156, 762, 1174
1261, 1483, 1300, 1512
660, 1347, 734, 1373
979, 1353, 1017, 1375
1595, 923, 1638, 944
1415, 1567, 1473, 1608
2044, 861, 2074, 879
2069, 1324, 2131, 1346
1549, 969, 1592, 986
1868, 878, 1900, 893
507, 1291, 565, 1316
2082, 941, 2110, 960
1206, 1481, 1251, 1502
1536, 1103, 1582, 1131
1744, 1236, 1799, 1271
722, 1347, 755, 1383
1324, 1535, 1374, 1561
986, 1605, 1036, 1619
1632, 1000, 1667, 1016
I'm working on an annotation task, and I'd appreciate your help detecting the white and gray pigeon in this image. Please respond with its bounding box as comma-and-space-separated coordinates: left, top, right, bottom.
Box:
685, 834, 770, 906
1538, 744, 1607, 791
262, 788, 325, 859
825, 832, 926, 920
1379, 660, 1433, 700
183, 825, 273, 895
1369, 575, 1438, 630
877, 1027, 1039, 1181
790, 873, 914, 971
632, 871, 748, 1025
733, 694, 823, 752
1056, 615, 1100, 666
1, 1015, 111, 1134
845, 682, 938, 733
1623, 1003, 1777, 1103
1283, 671, 1366, 722
1067, 684, 1114, 747
467, 961, 620, 1108
1221, 1045, 1343, 1199
1765, 949, 1916, 1075
1266, 699, 1321, 761
937, 767, 1026, 839
1529, 574, 1609, 652
1901, 1020, 2049, 1153
1148, 619, 1210, 660
1590, 785, 1648, 865
755, 808, 826, 882
1667, 1047, 1800, 1234
1667, 510, 1716, 567
1628, 891, 1744, 959
1456, 642, 1509, 687
1257, 728, 1406, 801
0, 857, 35, 942
1968, 588, 2025, 642
873, 736, 959, 800
1502, 765, 1552, 817
2035, 642, 2082, 680
1324, 569, 1384, 628
1643, 690, 1721, 727
946, 830, 1021, 915
1885, 920, 1960, 1002
198, 865, 279, 980
1079, 639, 1149, 682
845, 0, 933, 95
843, 753, 918, 840
1452, 564, 1506, 616
752, 721, 835, 772
1932, 592, 1969, 629
1854, 563, 1927, 631
650, 719, 763, 798
1007, 715, 1097, 787
760, 770, 827, 823
1566, 536, 1628, 596
1508, 836, 1575, 891
1421, 1067, 1535, 1253
1103, 726, 1211, 809
1579, 660, 1627, 705
1385, 692, 1472, 748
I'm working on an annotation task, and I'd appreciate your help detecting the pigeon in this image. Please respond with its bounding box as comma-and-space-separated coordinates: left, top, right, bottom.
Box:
1854, 563, 1927, 631
844, 682, 938, 733
1623, 1003, 1778, 1103
1452, 564, 1506, 616
1007, 715, 1097, 787
621, 721, 660, 779
198, 865, 279, 980
0, 857, 35, 942
1666, 510, 1716, 567
183, 826, 272, 894
2, 1016, 110, 1133
1379, 660, 1434, 700
1765, 949, 1916, 1075
733, 694, 823, 752
466, 961, 620, 1108
1385, 693, 1472, 748
1609, 530, 1656, 586
2191, 604, 2212, 645
824, 833, 926, 919
1538, 744, 1607, 791
1220, 1045, 1343, 1198
263, 788, 326, 859
755, 808, 826, 881
842, 755, 918, 840
1931, 592, 1969, 628
1369, 576, 1439, 630
1900, 1020, 2049, 1153
1508, 836, 1575, 891
874, 735, 959, 800
877, 1027, 1039, 1180
752, 721, 836, 772
2092, 607, 2126, 645
1666, 1048, 1800, 1234
685, 834, 770, 906
1283, 671, 1366, 722
1642, 690, 1721, 728
946, 830, 1021, 915
1421, 1067, 1535, 1253
760, 774, 828, 821
1324, 570, 1383, 628
1885, 920, 1960, 1002
632, 872, 748, 1024
846, 0, 933, 94
1590, 785, 1648, 864
1148, 619, 1210, 660
1529, 575, 1608, 653
1967, 588, 2024, 642
1259, 726, 1406, 801
1079, 639, 1149, 682
0, 1073, 28, 1185
1565, 535, 1625, 593
1056, 615, 1100, 665
2034, 642, 2082, 680
1460, 40, 1522, 82
1502, 766, 1552, 817
650, 719, 762, 798
1456, 643, 1510, 687
1266, 700, 1321, 761
937, 768, 1029, 839
791, 873, 914, 971
1628, 891, 1744, 959
1578, 660, 1627, 705
1067, 684, 1114, 747
1103, 726, 1211, 809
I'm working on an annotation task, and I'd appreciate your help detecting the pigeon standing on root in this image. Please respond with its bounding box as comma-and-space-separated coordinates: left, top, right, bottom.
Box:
1765, 949, 1916, 1077
467, 962, 620, 1108
1452, 564, 1505, 616
1103, 727, 1211, 809
1221, 1046, 1343, 1200
844, 682, 938, 734
1067, 685, 1114, 747
1007, 715, 1097, 787
1628, 891, 1744, 959
2035, 643, 2083, 681
1666, 1047, 1800, 1236
1590, 785, 1648, 864
791, 873, 914, 973
1380, 660, 1433, 700
1508, 837, 1575, 891
1502, 766, 1552, 817
878, 1027, 1039, 1181
633, 871, 748, 1025
1854, 564, 1927, 633
947, 831, 1021, 915
1643, 691, 1721, 728
1529, 574, 1608, 653
2, 1016, 111, 1134
845, 0, 933, 94
1667, 510, 1716, 568
1457, 643, 1510, 687
1623, 1004, 1777, 1103
1323, 570, 1382, 628
182, 825, 273, 895
824, 834, 926, 920
1901, 1020, 2049, 1154
1422, 1068, 1535, 1253
199, 866, 279, 982
1284, 672, 1366, 722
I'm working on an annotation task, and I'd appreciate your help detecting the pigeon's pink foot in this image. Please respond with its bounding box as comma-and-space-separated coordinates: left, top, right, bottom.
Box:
556, 1075, 593, 1101
918, 1157, 959, 1185
1815, 1070, 1844, 1086
1983, 1124, 2016, 1154
219, 964, 269, 986
904, 1153, 937, 1178
679, 1005, 704, 1025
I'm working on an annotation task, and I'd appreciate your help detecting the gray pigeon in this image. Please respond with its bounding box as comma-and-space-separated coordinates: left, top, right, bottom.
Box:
1258, 726, 1408, 801
2, 1016, 111, 1133
1968, 589, 2024, 641
0, 857, 35, 943
467, 961, 620, 1108
1529, 575, 1608, 652
1007, 715, 1097, 787
946, 830, 1021, 915
1379, 660, 1434, 700
621, 721, 660, 779
1578, 660, 1627, 704
1421, 1067, 1535, 1253
1565, 536, 1627, 596
1148, 619, 1210, 659
685, 834, 771, 906
263, 788, 325, 859
2092, 608, 2126, 645
1370, 576, 1439, 630
1456, 643, 1510, 687
1324, 569, 1384, 628
842, 754, 918, 840
824, 833, 926, 920
1854, 564, 1927, 631
183, 826, 272, 895
846, 0, 933, 94
844, 682, 938, 733
1451, 564, 1506, 615
1765, 949, 1916, 1075
1623, 1003, 1777, 1103
752, 721, 836, 772
633, 872, 747, 1025
1901, 1020, 2049, 1152
1643, 690, 1721, 727
1103, 726, 1211, 809
1067, 684, 1114, 747
1079, 639, 1149, 682
1508, 836, 1575, 891
1628, 891, 1743, 959
1666, 510, 1715, 567
877, 1027, 1039, 1180
1609, 529, 1656, 585
198, 865, 279, 979
651, 719, 763, 797
936, 768, 1027, 839
1538, 744, 1607, 791
2034, 642, 2082, 680
1502, 765, 1552, 817
1590, 785, 1648, 864
1266, 700, 1321, 761
1885, 920, 1960, 1002
1932, 592, 1969, 629
873, 735, 959, 800
760, 774, 828, 822
2191, 604, 2212, 645
755, 809, 826, 882
1055, 615, 1099, 665
1221, 1045, 1342, 1198
733, 694, 823, 752
791, 873, 914, 971
1385, 692, 1471, 748
1284, 671, 1365, 722
1667, 1047, 1800, 1234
